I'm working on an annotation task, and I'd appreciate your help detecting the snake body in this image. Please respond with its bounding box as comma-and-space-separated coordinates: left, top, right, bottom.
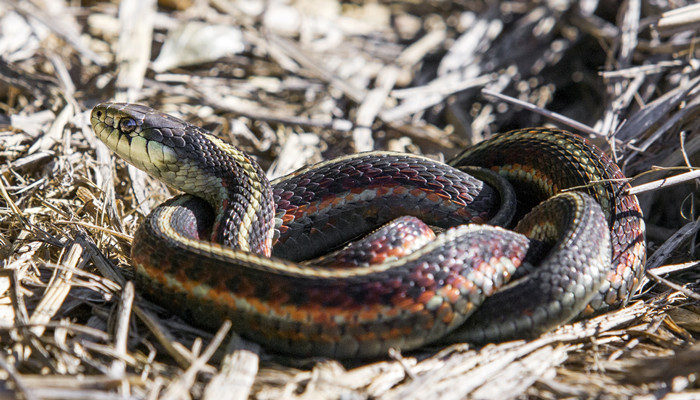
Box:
447, 130, 647, 342
91, 103, 646, 358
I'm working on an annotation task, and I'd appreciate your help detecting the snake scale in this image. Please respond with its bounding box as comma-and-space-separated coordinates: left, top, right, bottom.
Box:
91, 102, 646, 358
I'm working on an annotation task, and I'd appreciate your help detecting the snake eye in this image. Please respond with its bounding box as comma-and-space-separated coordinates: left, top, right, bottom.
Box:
120, 118, 137, 133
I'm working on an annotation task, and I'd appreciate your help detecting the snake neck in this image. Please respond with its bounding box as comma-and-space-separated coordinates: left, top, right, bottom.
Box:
210, 166, 276, 257
181, 129, 276, 256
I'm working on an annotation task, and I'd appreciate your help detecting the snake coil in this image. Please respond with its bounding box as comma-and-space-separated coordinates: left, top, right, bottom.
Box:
91, 103, 646, 358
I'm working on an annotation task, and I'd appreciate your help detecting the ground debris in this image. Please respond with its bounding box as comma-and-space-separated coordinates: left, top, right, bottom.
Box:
1, 0, 699, 399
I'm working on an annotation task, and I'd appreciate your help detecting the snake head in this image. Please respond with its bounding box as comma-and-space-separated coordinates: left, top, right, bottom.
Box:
90, 102, 234, 198
91, 102, 276, 253
90, 102, 187, 179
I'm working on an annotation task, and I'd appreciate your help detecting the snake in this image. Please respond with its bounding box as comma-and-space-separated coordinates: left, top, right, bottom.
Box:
91, 102, 646, 358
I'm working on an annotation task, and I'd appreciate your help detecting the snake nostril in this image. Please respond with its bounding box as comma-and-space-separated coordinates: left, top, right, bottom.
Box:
95, 110, 102, 118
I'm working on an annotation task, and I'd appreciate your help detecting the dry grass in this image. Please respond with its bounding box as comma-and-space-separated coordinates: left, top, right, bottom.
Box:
1, 0, 700, 399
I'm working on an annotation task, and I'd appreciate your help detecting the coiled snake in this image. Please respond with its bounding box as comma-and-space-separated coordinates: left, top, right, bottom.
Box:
91, 103, 646, 358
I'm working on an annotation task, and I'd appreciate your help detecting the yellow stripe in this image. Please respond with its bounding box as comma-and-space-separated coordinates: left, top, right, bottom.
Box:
204, 133, 264, 252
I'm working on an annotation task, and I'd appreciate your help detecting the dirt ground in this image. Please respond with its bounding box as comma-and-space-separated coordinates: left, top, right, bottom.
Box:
1, 0, 700, 399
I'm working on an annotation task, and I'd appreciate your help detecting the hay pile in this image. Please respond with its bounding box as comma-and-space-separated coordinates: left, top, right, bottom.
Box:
1, 0, 699, 398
